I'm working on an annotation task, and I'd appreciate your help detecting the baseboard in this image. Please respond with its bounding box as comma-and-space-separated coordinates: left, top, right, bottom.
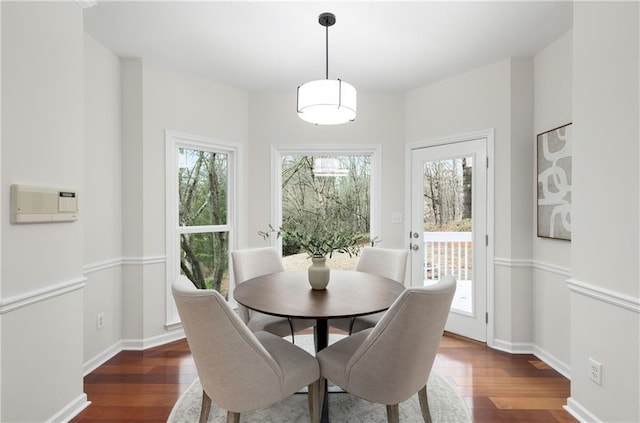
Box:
532, 345, 571, 379
491, 338, 534, 354
565, 397, 602, 423
491, 338, 571, 380
84, 329, 185, 376
121, 327, 185, 351
84, 340, 124, 376
46, 393, 90, 423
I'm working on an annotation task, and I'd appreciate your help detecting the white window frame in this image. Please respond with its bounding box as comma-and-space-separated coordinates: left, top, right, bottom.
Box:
271, 144, 382, 252
165, 130, 239, 327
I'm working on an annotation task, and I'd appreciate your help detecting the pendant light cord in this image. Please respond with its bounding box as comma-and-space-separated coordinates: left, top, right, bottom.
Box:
325, 22, 329, 80
318, 12, 335, 80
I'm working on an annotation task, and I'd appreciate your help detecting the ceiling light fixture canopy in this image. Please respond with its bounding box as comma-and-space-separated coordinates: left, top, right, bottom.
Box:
297, 12, 356, 125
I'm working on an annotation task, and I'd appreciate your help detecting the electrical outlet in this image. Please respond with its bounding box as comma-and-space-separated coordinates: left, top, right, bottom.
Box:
96, 312, 105, 330
588, 358, 602, 385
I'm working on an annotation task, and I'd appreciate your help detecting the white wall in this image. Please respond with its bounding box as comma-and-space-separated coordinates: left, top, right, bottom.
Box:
406, 61, 510, 255
83, 34, 123, 369
0, 1, 3, 417
120, 59, 249, 345
405, 59, 536, 350
1, 2, 87, 421
568, 2, 639, 422
84, 35, 122, 267
507, 58, 535, 347
532, 30, 572, 374
83, 32, 250, 369
246, 91, 406, 250
120, 58, 145, 342
4, 3, 638, 421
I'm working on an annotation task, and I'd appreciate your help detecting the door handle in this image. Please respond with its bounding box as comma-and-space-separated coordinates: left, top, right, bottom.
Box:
411, 243, 420, 251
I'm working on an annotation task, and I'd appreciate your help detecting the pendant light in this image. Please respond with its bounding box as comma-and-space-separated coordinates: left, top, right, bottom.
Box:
297, 12, 357, 125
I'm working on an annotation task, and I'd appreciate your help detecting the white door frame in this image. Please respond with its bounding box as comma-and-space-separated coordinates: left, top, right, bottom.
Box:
405, 129, 495, 345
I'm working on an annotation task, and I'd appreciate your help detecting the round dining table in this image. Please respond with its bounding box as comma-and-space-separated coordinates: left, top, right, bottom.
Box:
233, 269, 405, 422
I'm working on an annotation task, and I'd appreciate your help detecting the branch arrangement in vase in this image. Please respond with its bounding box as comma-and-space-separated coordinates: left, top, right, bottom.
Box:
259, 223, 367, 258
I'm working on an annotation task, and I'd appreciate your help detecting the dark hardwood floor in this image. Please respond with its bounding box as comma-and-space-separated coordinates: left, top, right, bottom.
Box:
71, 332, 577, 423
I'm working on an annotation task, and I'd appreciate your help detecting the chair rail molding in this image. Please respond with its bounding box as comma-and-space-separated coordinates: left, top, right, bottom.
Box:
83, 255, 167, 276
122, 255, 166, 266
533, 260, 571, 278
494, 257, 532, 268
567, 278, 640, 313
83, 257, 123, 275
494, 257, 571, 278
74, 0, 96, 9
0, 276, 86, 314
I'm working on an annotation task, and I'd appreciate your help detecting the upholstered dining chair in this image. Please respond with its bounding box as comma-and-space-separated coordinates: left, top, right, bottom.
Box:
231, 247, 315, 342
330, 247, 409, 334
317, 277, 456, 423
172, 275, 323, 423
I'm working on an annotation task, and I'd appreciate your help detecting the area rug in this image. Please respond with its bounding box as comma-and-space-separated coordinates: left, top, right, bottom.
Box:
167, 335, 472, 423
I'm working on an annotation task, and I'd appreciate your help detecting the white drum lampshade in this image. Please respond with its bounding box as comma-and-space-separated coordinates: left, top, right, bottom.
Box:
297, 13, 357, 125
297, 79, 356, 125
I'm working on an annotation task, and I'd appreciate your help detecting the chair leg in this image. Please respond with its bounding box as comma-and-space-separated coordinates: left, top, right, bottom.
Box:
386, 404, 400, 423
226, 411, 240, 423
418, 385, 432, 423
308, 377, 324, 423
313, 329, 318, 351
348, 317, 356, 335
288, 318, 296, 343
199, 390, 212, 423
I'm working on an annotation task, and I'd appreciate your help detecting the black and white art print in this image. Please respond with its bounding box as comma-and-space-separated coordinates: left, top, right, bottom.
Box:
537, 123, 572, 241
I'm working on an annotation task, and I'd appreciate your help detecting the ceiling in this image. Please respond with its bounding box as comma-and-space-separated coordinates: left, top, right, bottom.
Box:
83, 1, 573, 93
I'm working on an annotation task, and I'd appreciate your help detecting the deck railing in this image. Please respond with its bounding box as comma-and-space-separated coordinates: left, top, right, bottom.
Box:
423, 231, 472, 281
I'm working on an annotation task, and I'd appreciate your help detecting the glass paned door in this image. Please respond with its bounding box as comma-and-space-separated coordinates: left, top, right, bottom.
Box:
411, 139, 487, 342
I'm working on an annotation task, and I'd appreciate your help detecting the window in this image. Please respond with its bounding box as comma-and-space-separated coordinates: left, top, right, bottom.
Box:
166, 131, 237, 326
274, 147, 381, 270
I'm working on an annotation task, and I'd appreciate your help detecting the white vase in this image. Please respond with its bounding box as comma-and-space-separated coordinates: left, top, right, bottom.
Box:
308, 256, 330, 290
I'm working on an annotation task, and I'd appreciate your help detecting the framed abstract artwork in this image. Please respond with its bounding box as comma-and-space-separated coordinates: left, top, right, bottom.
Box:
537, 123, 572, 240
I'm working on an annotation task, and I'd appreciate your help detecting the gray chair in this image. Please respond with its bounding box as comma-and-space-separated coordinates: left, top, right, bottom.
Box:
231, 247, 315, 342
317, 277, 456, 423
172, 275, 323, 423
331, 247, 409, 334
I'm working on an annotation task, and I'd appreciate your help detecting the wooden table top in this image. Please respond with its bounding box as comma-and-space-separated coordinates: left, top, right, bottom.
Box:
233, 270, 406, 320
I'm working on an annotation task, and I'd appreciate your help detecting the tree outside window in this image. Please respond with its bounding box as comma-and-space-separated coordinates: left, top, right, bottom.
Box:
281, 155, 371, 269
178, 148, 229, 296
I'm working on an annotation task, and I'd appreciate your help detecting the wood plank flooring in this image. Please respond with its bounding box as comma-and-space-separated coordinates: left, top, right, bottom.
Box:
71, 332, 577, 423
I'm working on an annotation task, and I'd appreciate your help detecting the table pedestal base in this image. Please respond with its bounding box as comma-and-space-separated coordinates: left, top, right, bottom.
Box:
315, 319, 330, 423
